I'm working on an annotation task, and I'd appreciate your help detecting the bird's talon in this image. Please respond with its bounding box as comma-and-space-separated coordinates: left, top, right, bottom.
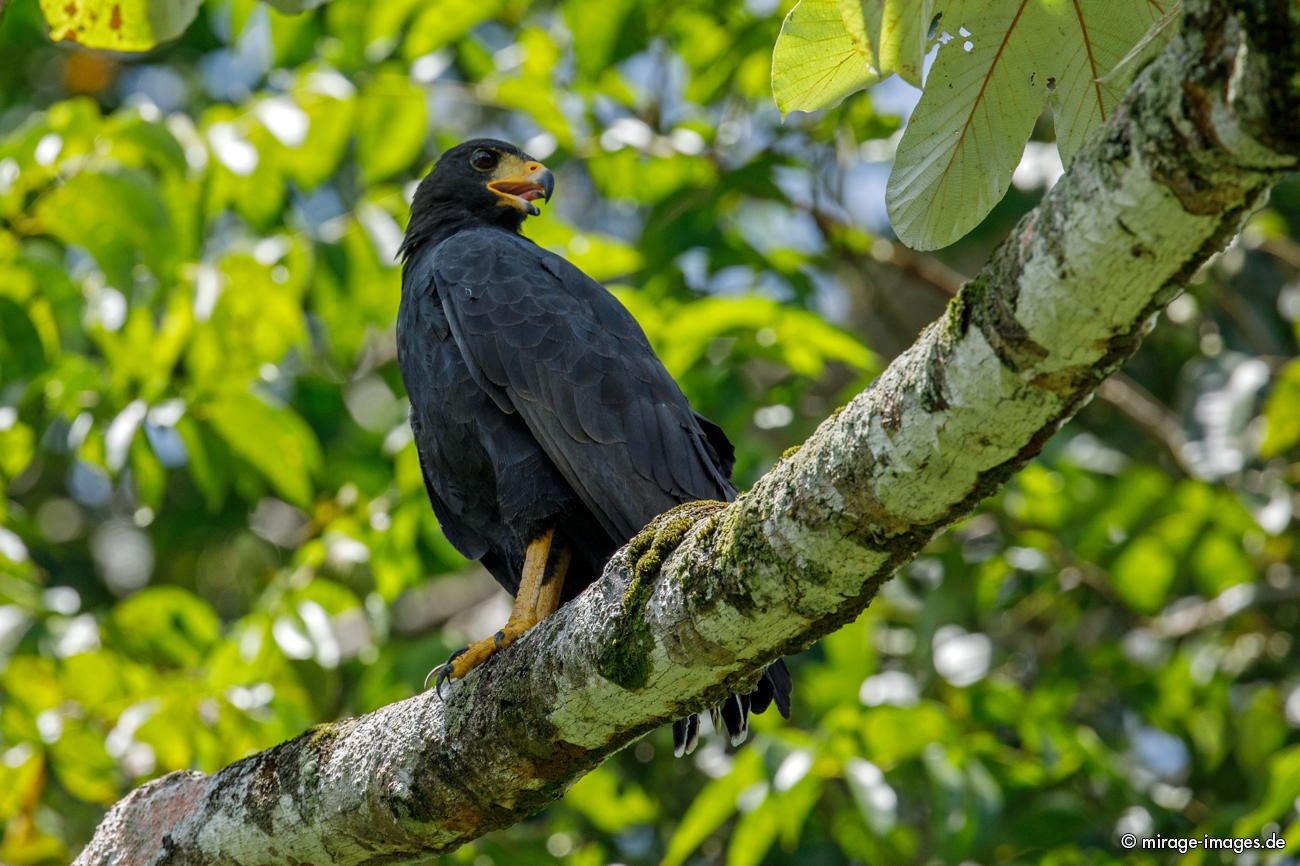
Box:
423, 663, 444, 693
426, 647, 468, 699
493, 630, 506, 649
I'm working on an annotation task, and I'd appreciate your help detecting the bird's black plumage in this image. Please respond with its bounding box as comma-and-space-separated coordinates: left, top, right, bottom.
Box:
397, 139, 789, 755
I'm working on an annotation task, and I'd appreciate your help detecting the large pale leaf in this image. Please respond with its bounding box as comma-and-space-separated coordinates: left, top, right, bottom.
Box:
772, 0, 878, 115
887, 0, 1065, 250
39, 0, 200, 50
1050, 0, 1161, 164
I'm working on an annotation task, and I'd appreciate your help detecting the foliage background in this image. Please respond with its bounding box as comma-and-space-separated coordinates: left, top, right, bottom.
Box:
0, 0, 1298, 863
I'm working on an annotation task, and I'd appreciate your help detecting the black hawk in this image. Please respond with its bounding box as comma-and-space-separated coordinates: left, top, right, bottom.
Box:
397, 139, 790, 755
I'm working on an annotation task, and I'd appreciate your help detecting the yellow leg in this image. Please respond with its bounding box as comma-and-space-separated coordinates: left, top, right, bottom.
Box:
535, 542, 570, 622
428, 528, 569, 691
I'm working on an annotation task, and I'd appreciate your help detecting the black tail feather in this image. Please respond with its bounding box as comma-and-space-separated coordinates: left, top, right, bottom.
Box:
672, 713, 701, 757
671, 659, 792, 758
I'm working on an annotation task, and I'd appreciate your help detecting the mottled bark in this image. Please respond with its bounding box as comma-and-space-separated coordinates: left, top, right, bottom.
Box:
77, 1, 1299, 864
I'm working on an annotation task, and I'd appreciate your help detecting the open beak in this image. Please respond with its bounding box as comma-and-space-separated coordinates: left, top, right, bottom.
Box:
488, 161, 555, 216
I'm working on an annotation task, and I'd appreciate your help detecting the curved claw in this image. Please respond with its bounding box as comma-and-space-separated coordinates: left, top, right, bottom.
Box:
424, 647, 468, 699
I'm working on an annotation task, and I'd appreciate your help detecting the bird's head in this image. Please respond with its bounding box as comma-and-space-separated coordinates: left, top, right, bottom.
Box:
405, 140, 554, 251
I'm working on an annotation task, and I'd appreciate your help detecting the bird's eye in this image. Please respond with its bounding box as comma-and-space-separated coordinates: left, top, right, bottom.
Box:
470, 149, 498, 171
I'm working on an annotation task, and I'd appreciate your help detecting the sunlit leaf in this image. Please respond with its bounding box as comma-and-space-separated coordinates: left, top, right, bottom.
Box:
34, 169, 178, 289
861, 0, 931, 86
402, 0, 506, 59
1049, 0, 1160, 164
1109, 534, 1175, 613
564, 767, 658, 832
771, 0, 878, 115
50, 722, 119, 803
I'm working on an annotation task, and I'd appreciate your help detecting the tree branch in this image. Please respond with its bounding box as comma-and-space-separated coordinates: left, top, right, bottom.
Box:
76, 1, 1299, 863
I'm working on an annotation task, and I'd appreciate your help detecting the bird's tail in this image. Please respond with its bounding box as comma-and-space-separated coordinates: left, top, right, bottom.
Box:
672, 658, 792, 757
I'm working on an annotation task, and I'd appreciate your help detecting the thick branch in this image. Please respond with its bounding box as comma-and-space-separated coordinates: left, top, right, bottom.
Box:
77, 2, 1299, 863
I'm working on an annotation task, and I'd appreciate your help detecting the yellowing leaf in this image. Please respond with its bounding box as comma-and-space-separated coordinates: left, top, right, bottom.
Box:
1050, 0, 1161, 164
887, 0, 1065, 250
39, 0, 200, 50
772, 0, 878, 116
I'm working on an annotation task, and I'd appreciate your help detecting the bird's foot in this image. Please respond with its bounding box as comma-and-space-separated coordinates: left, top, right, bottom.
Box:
424, 622, 530, 697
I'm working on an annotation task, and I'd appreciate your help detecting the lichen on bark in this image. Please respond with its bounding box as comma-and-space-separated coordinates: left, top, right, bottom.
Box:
596, 501, 726, 689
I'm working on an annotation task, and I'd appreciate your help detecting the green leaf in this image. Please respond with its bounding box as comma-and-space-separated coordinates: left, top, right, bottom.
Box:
861, 0, 932, 86
356, 71, 429, 184
0, 298, 45, 380
1109, 534, 1176, 614
1234, 687, 1286, 775
1189, 531, 1253, 596
727, 793, 782, 866
566, 0, 641, 79
861, 703, 951, 767
0, 419, 35, 481
39, 0, 200, 50
1049, 0, 1160, 164
34, 169, 178, 289
402, 0, 506, 59
129, 434, 166, 511
175, 415, 227, 512
1260, 359, 1300, 457
564, 766, 658, 833
111, 586, 221, 667
887, 0, 1064, 250
1234, 746, 1300, 836
1097, 2, 1183, 92
204, 392, 322, 508
663, 748, 763, 866
283, 75, 355, 190
772, 0, 878, 116
49, 722, 118, 803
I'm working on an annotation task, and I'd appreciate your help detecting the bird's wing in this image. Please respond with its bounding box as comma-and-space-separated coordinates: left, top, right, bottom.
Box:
430, 228, 734, 540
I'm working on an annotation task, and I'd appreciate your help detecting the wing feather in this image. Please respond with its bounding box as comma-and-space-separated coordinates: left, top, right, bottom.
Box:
430, 228, 735, 540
